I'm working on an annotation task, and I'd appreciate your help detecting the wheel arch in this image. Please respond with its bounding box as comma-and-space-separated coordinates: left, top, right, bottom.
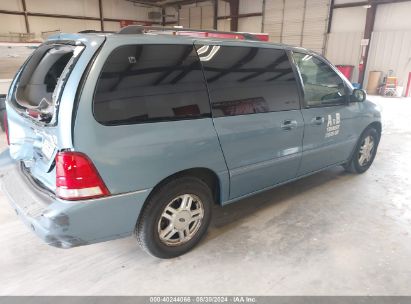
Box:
144, 167, 223, 208
347, 120, 382, 164
367, 121, 382, 137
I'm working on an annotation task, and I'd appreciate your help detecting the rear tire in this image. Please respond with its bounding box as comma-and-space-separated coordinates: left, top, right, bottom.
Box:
135, 176, 212, 259
343, 127, 380, 174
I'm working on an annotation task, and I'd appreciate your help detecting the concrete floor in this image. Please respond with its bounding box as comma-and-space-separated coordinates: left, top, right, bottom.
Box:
1, 96, 411, 295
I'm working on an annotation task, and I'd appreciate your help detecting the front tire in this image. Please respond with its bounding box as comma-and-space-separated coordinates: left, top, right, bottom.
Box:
344, 127, 380, 174
135, 176, 212, 258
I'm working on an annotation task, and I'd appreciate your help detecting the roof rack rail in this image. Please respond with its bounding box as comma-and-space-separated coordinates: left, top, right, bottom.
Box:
117, 25, 267, 41
78, 30, 115, 34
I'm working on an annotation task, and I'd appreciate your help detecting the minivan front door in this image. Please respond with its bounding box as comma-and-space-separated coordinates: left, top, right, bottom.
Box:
291, 52, 358, 175
196, 44, 304, 199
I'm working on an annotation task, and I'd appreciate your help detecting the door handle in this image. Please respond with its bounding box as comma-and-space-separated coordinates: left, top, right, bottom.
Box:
311, 116, 325, 125
281, 120, 298, 131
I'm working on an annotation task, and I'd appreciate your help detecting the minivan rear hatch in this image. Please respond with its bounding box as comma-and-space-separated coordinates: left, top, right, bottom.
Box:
5, 36, 105, 192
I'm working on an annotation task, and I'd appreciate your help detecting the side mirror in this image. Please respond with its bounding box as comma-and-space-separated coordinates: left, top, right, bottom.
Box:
351, 89, 367, 102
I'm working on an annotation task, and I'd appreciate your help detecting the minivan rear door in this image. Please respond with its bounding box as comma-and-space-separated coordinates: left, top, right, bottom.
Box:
196, 43, 304, 199
5, 35, 105, 191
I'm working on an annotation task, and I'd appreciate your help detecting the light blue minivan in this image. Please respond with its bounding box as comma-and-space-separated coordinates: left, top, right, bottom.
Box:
2, 27, 381, 258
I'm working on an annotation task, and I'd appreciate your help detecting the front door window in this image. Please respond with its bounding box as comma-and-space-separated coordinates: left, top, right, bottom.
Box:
292, 52, 347, 107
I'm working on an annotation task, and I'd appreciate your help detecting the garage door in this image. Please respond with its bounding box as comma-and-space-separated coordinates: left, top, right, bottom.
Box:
178, 1, 214, 30
263, 0, 330, 54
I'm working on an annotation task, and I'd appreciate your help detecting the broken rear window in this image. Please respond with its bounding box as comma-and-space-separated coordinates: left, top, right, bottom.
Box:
12, 43, 84, 124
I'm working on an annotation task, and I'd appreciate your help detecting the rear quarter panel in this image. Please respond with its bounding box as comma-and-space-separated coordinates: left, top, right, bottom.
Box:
4, 35, 105, 190
50, 34, 107, 149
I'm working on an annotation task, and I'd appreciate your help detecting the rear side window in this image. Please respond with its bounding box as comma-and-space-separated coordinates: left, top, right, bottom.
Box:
197, 45, 300, 117
93, 44, 211, 125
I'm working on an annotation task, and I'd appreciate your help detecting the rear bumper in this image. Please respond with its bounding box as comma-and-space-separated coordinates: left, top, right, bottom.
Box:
0, 152, 151, 248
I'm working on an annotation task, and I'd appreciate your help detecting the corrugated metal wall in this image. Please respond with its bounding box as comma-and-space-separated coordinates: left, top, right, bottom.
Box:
363, 1, 411, 89
0, 0, 162, 39
238, 16, 262, 33
374, 1, 411, 32
282, 0, 305, 46
217, 0, 230, 31
302, 0, 329, 52
238, 0, 263, 33
325, 1, 411, 89
165, 6, 178, 26
178, 1, 214, 30
263, 0, 330, 54
324, 6, 366, 83
325, 32, 363, 82
262, 0, 283, 41
174, 0, 329, 53
365, 31, 411, 88
179, 7, 190, 28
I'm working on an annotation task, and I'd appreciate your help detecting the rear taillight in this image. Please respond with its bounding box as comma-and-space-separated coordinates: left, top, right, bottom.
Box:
3, 111, 9, 145
55, 151, 110, 201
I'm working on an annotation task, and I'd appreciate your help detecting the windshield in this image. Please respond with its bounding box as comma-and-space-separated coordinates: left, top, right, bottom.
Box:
11, 42, 84, 124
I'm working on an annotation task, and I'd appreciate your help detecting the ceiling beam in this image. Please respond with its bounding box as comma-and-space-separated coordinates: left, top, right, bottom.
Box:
230, 0, 239, 31
161, 7, 166, 25
327, 0, 334, 33
125, 0, 163, 8
98, 0, 104, 31
358, 3, 377, 85
21, 0, 30, 33
0, 9, 162, 25
334, 0, 411, 9
217, 12, 263, 20
213, 0, 218, 30
0, 9, 97, 20
333, 1, 369, 8
162, 0, 212, 6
